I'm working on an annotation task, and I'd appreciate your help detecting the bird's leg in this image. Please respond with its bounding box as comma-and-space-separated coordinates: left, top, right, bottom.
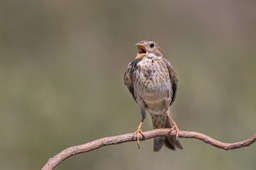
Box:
167, 114, 179, 140
133, 121, 144, 148
133, 110, 146, 148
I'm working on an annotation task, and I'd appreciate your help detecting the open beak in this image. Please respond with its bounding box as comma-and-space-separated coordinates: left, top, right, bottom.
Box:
135, 43, 146, 59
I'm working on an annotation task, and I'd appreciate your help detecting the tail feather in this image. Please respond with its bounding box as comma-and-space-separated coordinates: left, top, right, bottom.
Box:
164, 137, 176, 150
151, 114, 183, 151
153, 137, 165, 151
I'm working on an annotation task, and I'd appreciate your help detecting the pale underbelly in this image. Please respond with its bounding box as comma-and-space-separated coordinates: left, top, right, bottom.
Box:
134, 70, 172, 114
146, 102, 168, 115
138, 90, 170, 115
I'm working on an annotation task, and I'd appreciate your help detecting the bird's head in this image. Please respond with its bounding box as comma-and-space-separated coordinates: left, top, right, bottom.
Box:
135, 40, 163, 59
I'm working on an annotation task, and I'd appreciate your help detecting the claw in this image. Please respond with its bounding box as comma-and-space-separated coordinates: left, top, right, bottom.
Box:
167, 114, 179, 140
133, 122, 145, 148
169, 124, 179, 140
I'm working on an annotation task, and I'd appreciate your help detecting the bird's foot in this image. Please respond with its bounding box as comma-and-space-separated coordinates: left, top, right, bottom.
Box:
133, 122, 144, 148
169, 124, 179, 140
167, 114, 179, 140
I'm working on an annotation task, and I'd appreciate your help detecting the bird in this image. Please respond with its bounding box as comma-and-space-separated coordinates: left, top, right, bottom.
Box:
124, 40, 182, 151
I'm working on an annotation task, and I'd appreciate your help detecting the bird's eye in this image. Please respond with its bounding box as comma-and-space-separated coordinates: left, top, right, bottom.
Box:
149, 43, 155, 48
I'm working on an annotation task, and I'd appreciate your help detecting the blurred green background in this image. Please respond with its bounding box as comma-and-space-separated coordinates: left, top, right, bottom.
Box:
1, 0, 256, 169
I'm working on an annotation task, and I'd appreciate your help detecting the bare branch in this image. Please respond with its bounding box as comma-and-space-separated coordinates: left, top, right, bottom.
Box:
42, 129, 256, 170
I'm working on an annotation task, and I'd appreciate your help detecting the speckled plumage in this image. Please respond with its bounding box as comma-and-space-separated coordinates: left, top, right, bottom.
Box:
124, 40, 182, 151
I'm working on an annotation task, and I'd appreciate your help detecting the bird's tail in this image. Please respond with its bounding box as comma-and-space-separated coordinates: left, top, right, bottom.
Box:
151, 114, 183, 151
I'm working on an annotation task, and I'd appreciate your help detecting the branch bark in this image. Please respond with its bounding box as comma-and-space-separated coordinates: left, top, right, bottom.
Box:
42, 129, 256, 170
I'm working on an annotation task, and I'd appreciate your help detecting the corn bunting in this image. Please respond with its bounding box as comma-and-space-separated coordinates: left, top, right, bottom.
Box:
124, 40, 182, 151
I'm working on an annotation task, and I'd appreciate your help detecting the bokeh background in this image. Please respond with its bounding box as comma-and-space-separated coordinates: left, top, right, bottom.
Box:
1, 0, 256, 169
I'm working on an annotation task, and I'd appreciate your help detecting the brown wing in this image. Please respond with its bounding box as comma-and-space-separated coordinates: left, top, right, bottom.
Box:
124, 60, 138, 101
163, 58, 178, 106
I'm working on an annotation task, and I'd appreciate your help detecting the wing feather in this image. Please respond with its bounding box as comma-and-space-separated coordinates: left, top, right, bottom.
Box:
124, 60, 139, 101
163, 58, 178, 105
